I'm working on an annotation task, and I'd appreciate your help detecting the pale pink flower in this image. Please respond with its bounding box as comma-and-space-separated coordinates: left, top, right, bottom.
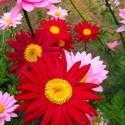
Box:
113, 0, 120, 7
47, 7, 68, 19
119, 9, 125, 19
65, 51, 109, 92
106, 41, 120, 50
0, 91, 19, 125
0, 7, 23, 30
16, 0, 61, 12
117, 9, 125, 32
0, 0, 9, 4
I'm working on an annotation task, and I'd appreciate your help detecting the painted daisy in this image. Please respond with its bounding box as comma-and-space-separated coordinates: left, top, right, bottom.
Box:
40, 18, 71, 41
16, 55, 102, 125
47, 7, 68, 19
65, 51, 109, 92
0, 11, 22, 30
0, 91, 18, 125
74, 21, 100, 42
6, 30, 60, 73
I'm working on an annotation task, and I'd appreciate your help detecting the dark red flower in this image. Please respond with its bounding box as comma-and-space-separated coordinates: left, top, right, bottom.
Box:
6, 30, 60, 73
74, 21, 100, 42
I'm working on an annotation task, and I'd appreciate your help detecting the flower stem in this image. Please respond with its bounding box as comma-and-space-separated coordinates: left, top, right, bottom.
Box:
23, 10, 34, 37
105, 0, 125, 48
84, 42, 87, 51
69, 0, 86, 21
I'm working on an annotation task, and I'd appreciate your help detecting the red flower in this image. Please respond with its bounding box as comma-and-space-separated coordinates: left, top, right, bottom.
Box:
16, 55, 102, 125
40, 18, 73, 50
74, 21, 100, 42
6, 30, 60, 73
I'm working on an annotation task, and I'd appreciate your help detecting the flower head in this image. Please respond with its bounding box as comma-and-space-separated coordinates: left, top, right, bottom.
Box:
106, 41, 120, 51
0, 91, 18, 125
47, 7, 68, 19
40, 18, 73, 50
16, 55, 101, 125
17, 0, 61, 12
0, 11, 22, 30
6, 30, 60, 73
74, 21, 100, 42
65, 51, 109, 92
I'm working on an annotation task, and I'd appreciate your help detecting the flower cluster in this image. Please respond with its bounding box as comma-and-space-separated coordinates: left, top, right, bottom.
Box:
1, 0, 110, 125
5, 18, 108, 125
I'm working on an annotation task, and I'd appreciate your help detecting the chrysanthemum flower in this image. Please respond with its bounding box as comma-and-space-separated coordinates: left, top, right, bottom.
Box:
16, 0, 61, 12
0, 11, 22, 30
0, 91, 18, 125
16, 55, 102, 125
47, 7, 68, 19
40, 18, 73, 50
65, 51, 108, 92
6, 30, 60, 73
74, 21, 100, 42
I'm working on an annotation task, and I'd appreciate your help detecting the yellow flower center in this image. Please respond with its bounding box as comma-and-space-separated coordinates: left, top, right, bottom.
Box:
55, 11, 61, 16
5, 18, 12, 24
80, 75, 87, 83
45, 78, 72, 105
0, 104, 5, 113
83, 28, 92, 36
59, 40, 65, 47
50, 26, 60, 34
24, 44, 42, 62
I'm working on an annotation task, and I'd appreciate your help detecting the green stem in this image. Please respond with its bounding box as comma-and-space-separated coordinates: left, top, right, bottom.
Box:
84, 42, 87, 51
69, 0, 86, 21
23, 10, 34, 37
105, 0, 125, 48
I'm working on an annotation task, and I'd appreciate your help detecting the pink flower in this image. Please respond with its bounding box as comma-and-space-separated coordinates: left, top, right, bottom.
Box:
0, 6, 23, 30
0, 91, 19, 125
113, 0, 120, 7
106, 41, 120, 50
0, 0, 9, 4
119, 9, 125, 19
17, 0, 61, 12
117, 9, 125, 32
47, 7, 68, 19
65, 51, 109, 92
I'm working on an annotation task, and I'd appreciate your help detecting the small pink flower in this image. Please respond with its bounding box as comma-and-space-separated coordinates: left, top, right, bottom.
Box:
47, 7, 68, 19
0, 0, 9, 4
0, 5, 23, 30
0, 91, 19, 125
17, 0, 61, 12
119, 9, 125, 19
106, 41, 120, 51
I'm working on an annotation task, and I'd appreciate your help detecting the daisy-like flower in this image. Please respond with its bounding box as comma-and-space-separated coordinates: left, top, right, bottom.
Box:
0, 91, 18, 125
0, 11, 22, 30
65, 51, 109, 92
74, 21, 100, 42
16, 55, 102, 125
40, 18, 73, 50
6, 30, 60, 73
106, 41, 120, 51
47, 7, 68, 19
16, 0, 61, 12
